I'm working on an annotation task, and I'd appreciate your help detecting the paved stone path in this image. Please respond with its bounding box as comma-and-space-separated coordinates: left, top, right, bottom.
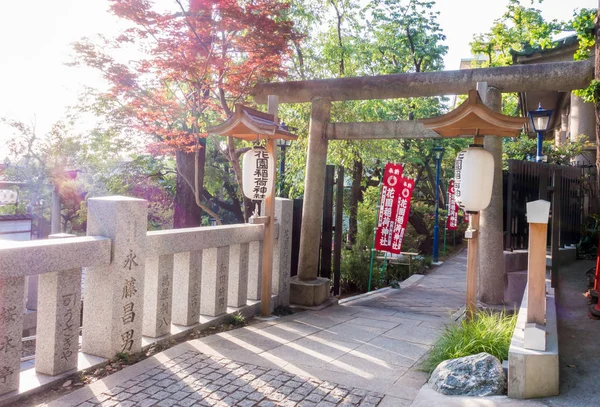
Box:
50, 251, 470, 407
73, 352, 384, 407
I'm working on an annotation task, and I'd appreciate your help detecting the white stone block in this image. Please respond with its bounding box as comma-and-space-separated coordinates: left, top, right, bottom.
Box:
228, 244, 250, 308
0, 276, 25, 395
526, 200, 551, 224
201, 247, 229, 316
273, 198, 293, 307
247, 241, 263, 300
524, 323, 546, 351
82, 196, 148, 359
143, 254, 174, 337
172, 250, 202, 326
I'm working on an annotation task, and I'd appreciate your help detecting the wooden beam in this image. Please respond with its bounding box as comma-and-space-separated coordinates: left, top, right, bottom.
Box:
326, 121, 440, 140
252, 60, 593, 104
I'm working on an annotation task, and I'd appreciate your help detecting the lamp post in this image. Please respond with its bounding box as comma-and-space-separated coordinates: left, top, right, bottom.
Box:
527, 103, 553, 163
432, 146, 445, 264
277, 124, 291, 197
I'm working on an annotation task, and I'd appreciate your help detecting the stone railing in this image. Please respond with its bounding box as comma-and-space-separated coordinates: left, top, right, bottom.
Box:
0, 196, 292, 397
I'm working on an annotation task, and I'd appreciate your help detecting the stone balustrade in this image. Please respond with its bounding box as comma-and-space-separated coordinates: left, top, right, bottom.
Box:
0, 196, 293, 397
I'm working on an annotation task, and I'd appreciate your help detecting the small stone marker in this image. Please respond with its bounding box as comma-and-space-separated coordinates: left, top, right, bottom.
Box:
143, 254, 174, 337
172, 250, 202, 326
36, 233, 82, 375
228, 243, 250, 308
272, 198, 293, 307
201, 246, 229, 316
0, 276, 25, 395
247, 240, 263, 301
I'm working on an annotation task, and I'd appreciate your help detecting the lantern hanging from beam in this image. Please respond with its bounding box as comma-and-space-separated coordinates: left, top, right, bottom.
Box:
454, 145, 494, 212
242, 147, 275, 201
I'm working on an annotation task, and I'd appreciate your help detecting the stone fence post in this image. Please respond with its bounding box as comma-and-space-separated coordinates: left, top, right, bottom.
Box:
35, 233, 81, 375
82, 196, 148, 359
273, 198, 293, 308
0, 276, 24, 395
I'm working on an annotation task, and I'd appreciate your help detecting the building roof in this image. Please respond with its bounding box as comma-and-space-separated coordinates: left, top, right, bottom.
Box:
207, 104, 297, 141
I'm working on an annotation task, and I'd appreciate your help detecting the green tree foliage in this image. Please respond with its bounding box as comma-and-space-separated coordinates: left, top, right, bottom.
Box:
470, 0, 561, 67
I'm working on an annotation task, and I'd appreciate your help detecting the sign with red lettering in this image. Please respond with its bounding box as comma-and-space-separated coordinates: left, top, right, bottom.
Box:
390, 177, 415, 254
374, 163, 403, 253
446, 180, 459, 230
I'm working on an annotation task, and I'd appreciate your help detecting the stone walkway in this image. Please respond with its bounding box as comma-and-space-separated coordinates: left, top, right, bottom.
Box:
47, 251, 480, 407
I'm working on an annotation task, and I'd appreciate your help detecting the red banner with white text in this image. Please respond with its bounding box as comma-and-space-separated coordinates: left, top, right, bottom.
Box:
374, 163, 404, 253
390, 177, 415, 254
446, 179, 459, 230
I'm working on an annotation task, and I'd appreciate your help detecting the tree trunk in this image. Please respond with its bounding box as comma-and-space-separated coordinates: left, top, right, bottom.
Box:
174, 147, 205, 228
410, 212, 433, 254
348, 159, 363, 245
595, 5, 600, 210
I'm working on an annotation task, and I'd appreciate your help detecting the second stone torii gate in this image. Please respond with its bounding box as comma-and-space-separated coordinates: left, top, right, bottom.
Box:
251, 59, 594, 307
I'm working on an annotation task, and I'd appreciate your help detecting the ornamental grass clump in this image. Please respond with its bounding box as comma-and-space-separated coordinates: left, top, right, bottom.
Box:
423, 311, 517, 374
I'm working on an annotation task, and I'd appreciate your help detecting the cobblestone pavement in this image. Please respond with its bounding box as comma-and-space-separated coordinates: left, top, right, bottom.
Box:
75, 351, 384, 407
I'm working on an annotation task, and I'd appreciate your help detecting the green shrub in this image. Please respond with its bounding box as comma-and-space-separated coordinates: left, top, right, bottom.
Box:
422, 311, 517, 374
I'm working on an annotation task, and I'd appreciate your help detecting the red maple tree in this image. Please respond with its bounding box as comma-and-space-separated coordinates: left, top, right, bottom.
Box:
72, 0, 296, 226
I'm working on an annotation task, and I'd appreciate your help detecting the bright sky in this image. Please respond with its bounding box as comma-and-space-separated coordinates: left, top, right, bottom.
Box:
0, 0, 595, 160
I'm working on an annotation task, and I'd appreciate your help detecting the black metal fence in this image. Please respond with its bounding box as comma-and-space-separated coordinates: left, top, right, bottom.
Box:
503, 160, 583, 252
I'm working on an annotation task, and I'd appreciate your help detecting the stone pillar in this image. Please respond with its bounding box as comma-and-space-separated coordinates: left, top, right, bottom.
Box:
273, 198, 293, 307
35, 233, 81, 375
570, 92, 596, 166
297, 97, 331, 281
479, 86, 505, 305
0, 276, 25, 395
143, 254, 174, 337
291, 98, 332, 307
82, 196, 147, 359
247, 241, 263, 301
228, 244, 249, 308
200, 247, 229, 317
172, 251, 202, 326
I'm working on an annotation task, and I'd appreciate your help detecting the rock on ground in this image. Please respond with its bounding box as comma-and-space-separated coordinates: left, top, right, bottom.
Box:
428, 352, 506, 396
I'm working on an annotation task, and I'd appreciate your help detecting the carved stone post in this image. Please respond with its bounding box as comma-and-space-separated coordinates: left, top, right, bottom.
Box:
172, 251, 202, 326
35, 233, 81, 375
273, 198, 293, 307
228, 244, 250, 308
143, 254, 174, 337
200, 247, 229, 316
247, 241, 263, 301
82, 196, 148, 359
0, 276, 24, 395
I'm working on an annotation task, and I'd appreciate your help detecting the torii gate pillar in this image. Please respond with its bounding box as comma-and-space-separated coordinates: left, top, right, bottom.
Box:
290, 97, 332, 307
479, 86, 506, 305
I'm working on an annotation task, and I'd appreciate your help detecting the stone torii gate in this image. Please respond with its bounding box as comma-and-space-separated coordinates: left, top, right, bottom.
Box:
251, 59, 594, 307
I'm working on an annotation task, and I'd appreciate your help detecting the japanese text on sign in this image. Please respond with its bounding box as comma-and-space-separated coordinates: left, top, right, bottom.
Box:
253, 149, 270, 200
447, 180, 459, 231
391, 177, 415, 253
374, 163, 404, 253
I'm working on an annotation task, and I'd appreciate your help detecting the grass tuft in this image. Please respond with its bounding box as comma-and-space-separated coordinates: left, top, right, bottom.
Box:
422, 310, 517, 374
227, 312, 246, 327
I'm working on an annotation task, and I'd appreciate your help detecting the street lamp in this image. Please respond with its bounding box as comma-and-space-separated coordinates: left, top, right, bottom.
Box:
277, 125, 292, 197
432, 146, 445, 264
527, 103, 553, 163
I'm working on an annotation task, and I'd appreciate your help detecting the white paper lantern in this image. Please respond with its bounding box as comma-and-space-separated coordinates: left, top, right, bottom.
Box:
454, 146, 494, 212
242, 147, 275, 200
